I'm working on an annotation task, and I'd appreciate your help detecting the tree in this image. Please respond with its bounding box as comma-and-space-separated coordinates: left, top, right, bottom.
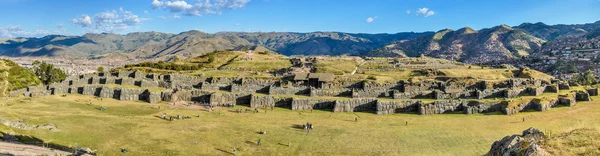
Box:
97, 66, 105, 73
32, 61, 67, 85
583, 69, 597, 85
208, 54, 215, 63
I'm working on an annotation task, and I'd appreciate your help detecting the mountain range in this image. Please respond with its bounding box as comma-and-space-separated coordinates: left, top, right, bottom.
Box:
1, 20, 599, 63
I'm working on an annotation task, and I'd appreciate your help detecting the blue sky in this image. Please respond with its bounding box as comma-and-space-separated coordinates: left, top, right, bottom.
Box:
0, 0, 599, 38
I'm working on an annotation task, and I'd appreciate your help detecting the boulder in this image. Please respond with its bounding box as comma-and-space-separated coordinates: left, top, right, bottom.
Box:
486, 127, 550, 156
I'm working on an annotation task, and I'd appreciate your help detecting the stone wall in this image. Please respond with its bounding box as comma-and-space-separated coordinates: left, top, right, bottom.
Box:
393, 90, 434, 99
209, 93, 251, 106
545, 85, 559, 93
527, 86, 546, 96
310, 88, 351, 97
558, 82, 570, 90
501, 98, 557, 115
558, 93, 576, 107
504, 88, 527, 98
576, 91, 591, 101
402, 80, 437, 92
376, 100, 419, 114
434, 90, 475, 99
119, 88, 145, 101
291, 99, 335, 111
352, 88, 390, 98
462, 101, 502, 114
333, 99, 377, 113
250, 95, 275, 108
418, 100, 464, 115
476, 89, 506, 99
587, 88, 598, 96
269, 86, 309, 95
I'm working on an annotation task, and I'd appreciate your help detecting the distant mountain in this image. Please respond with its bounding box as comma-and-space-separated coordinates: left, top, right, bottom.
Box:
1, 20, 599, 62
0, 31, 430, 60
366, 25, 546, 64
514, 21, 600, 40
533, 29, 600, 56
214, 32, 430, 56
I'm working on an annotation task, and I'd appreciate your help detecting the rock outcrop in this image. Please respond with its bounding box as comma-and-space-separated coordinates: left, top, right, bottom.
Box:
486, 127, 550, 156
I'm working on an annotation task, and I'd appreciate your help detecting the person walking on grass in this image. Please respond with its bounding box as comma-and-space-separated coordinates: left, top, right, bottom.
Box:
257, 139, 261, 146
233, 147, 237, 156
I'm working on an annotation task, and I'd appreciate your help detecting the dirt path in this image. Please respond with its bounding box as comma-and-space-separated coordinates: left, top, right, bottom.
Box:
351, 61, 367, 75
0, 142, 71, 156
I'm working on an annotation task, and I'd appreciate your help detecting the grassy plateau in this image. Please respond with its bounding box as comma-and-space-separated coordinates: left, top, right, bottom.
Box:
1, 94, 599, 155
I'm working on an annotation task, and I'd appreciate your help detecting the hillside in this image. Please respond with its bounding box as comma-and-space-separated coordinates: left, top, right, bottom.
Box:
515, 21, 600, 40
366, 25, 546, 64
0, 31, 430, 60
0, 59, 41, 97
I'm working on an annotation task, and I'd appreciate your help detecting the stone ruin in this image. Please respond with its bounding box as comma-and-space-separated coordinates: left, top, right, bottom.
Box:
10, 70, 598, 116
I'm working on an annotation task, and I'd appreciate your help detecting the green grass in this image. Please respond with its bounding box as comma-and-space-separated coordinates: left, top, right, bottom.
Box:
0, 59, 41, 97
2, 95, 600, 155
223, 59, 291, 71
314, 60, 358, 75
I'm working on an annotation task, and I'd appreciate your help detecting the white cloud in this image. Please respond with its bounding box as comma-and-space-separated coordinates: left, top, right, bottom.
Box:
366, 17, 375, 23
56, 23, 64, 29
173, 15, 181, 19
406, 10, 411, 14
144, 10, 149, 14
158, 16, 166, 19
70, 8, 150, 33
0, 25, 68, 38
416, 8, 435, 17
151, 0, 250, 16
70, 14, 92, 27
233, 23, 240, 26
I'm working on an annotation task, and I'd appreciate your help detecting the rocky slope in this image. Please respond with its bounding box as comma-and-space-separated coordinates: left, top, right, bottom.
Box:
366, 25, 546, 64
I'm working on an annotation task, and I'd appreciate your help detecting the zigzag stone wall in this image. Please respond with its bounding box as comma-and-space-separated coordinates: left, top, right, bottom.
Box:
291, 99, 336, 111
333, 99, 377, 113
376, 100, 420, 115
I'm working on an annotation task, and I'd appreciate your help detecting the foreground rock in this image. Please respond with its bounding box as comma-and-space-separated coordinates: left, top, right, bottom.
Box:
486, 127, 550, 156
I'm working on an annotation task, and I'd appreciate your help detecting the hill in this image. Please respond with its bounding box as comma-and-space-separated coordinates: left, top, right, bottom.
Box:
365, 25, 546, 64
0, 59, 41, 97
515, 21, 600, 40
0, 31, 431, 60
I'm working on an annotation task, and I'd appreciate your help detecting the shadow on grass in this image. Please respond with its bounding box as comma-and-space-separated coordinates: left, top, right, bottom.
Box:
153, 115, 170, 121
291, 124, 305, 130
0, 132, 74, 153
278, 143, 290, 147
215, 148, 234, 155
245, 141, 257, 145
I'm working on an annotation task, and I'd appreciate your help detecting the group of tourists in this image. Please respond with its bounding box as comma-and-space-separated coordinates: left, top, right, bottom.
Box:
161, 113, 197, 121
304, 122, 314, 133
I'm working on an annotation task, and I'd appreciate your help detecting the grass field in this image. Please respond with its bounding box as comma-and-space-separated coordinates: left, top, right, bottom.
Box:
1, 95, 600, 155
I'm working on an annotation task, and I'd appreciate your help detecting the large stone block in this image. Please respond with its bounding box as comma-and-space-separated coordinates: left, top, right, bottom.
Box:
291, 99, 335, 111
376, 100, 419, 114
333, 99, 377, 113
587, 88, 598, 96
250, 95, 275, 108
